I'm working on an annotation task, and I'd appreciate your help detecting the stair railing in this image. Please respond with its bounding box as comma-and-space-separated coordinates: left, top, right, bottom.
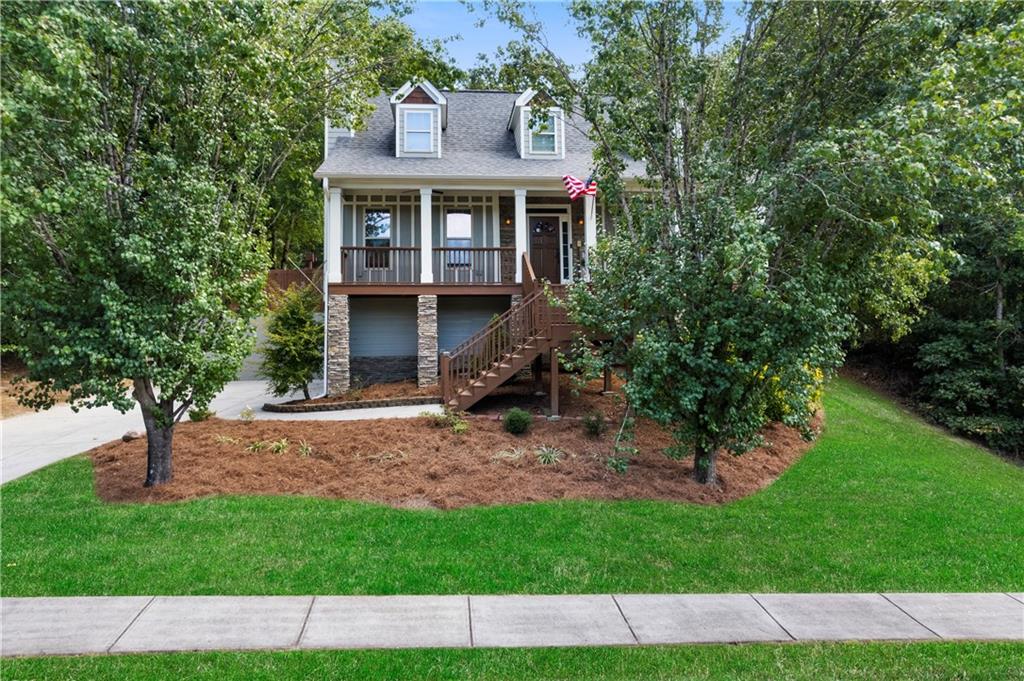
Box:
441, 288, 550, 404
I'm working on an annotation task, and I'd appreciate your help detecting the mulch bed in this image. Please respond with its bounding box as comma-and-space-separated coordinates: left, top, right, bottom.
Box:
90, 375, 821, 507
296, 380, 440, 404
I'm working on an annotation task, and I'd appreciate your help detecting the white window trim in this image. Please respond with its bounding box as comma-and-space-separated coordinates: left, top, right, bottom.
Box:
528, 111, 558, 155
520, 106, 563, 158
560, 217, 573, 283
399, 105, 439, 157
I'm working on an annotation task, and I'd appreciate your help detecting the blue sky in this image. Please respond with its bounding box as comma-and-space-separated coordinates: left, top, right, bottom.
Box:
399, 1, 749, 70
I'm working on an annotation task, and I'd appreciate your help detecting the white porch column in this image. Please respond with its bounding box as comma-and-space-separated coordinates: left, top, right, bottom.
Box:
419, 188, 434, 283
514, 188, 528, 283
582, 194, 597, 280
327, 187, 343, 283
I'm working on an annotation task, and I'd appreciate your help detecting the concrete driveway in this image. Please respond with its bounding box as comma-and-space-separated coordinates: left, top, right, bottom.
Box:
1, 380, 440, 484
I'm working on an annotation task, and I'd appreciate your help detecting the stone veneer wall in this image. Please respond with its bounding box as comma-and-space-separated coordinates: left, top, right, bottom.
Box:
326, 293, 350, 395
351, 357, 417, 385
417, 294, 438, 387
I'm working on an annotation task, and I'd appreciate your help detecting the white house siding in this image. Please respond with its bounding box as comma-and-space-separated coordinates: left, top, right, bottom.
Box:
438, 296, 511, 353
349, 296, 418, 384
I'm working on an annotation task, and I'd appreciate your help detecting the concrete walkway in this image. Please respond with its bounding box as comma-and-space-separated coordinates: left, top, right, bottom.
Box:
0, 380, 441, 484
2, 593, 1021, 657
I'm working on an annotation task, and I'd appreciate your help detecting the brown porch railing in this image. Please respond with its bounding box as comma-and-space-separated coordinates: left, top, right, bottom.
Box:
432, 247, 513, 284
340, 246, 420, 284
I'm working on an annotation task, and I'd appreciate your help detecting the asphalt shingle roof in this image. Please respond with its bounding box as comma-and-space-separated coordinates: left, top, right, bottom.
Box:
314, 91, 641, 181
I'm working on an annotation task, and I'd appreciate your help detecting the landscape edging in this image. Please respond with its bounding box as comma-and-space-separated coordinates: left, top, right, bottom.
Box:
262, 395, 441, 413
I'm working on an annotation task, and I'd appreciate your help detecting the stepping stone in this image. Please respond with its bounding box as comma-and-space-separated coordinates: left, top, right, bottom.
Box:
299, 596, 470, 649
884, 593, 1024, 640
753, 593, 937, 641
614, 594, 791, 644
2, 596, 150, 656
470, 595, 635, 647
110, 596, 312, 653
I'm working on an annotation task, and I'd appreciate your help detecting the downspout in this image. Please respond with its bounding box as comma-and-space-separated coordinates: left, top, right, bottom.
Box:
316, 175, 329, 398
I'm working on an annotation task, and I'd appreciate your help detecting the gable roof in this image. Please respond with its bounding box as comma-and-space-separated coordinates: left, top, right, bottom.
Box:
315, 90, 642, 182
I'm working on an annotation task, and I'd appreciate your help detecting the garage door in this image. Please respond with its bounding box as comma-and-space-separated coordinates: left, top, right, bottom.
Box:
438, 296, 511, 353
349, 297, 417, 357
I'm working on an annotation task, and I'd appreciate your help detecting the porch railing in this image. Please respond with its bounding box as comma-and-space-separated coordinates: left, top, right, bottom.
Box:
432, 247, 513, 284
339, 246, 513, 285
340, 246, 420, 284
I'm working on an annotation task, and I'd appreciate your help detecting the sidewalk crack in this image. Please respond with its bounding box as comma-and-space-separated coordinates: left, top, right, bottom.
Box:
107, 596, 155, 653
466, 595, 475, 647
611, 595, 640, 645
750, 594, 796, 641
294, 596, 317, 648
879, 593, 942, 639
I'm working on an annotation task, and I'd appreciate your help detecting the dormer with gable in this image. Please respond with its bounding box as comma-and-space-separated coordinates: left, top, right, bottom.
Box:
508, 89, 565, 160
390, 80, 446, 158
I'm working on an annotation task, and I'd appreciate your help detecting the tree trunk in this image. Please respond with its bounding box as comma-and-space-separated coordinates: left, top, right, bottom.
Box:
693, 443, 719, 485
133, 379, 175, 487
995, 255, 1006, 375
302, 384, 311, 401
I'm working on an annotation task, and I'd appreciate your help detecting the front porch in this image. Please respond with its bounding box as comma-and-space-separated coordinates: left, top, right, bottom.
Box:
324, 186, 598, 294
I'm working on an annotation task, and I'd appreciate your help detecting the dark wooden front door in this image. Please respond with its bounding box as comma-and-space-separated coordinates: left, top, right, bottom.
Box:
529, 216, 560, 283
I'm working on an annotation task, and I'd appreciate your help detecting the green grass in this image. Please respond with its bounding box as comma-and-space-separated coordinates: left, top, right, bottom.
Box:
2, 378, 1022, 596
3, 643, 1023, 680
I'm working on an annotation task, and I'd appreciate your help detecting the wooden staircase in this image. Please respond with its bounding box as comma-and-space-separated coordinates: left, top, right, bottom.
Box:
440, 255, 576, 412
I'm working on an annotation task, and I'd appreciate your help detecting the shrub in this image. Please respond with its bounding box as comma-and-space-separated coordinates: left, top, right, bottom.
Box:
582, 411, 607, 438
503, 407, 532, 435
259, 284, 323, 400
239, 406, 256, 423
534, 445, 564, 465
422, 408, 469, 434
606, 456, 629, 474
297, 440, 313, 457
269, 438, 289, 454
246, 440, 268, 453
188, 406, 215, 422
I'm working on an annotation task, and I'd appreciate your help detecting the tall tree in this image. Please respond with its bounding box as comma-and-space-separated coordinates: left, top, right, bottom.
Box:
0, 1, 387, 486
488, 0, 986, 482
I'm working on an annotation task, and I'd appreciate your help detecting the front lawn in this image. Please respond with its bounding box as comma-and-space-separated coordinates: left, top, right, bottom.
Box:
3, 643, 1023, 680
1, 378, 1022, 596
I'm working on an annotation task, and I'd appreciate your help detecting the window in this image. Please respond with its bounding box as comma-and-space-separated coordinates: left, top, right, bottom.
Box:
529, 112, 557, 153
403, 110, 433, 153
445, 210, 472, 267
364, 209, 391, 268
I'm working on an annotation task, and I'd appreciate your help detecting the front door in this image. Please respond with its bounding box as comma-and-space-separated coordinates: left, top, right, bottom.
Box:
529, 216, 560, 283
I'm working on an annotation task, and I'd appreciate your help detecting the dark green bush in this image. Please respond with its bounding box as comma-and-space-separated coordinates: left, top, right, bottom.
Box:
582, 411, 607, 438
259, 284, 323, 400
503, 407, 532, 435
188, 406, 215, 422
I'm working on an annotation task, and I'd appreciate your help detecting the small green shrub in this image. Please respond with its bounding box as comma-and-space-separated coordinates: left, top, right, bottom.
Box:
534, 445, 564, 465
297, 440, 313, 457
504, 407, 532, 435
188, 406, 215, 422
422, 409, 469, 434
269, 438, 289, 455
214, 435, 240, 445
239, 406, 256, 423
259, 284, 323, 400
246, 440, 268, 453
582, 411, 607, 438
606, 456, 629, 474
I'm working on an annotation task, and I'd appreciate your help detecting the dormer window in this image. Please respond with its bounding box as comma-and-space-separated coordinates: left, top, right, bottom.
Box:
509, 89, 565, 159
390, 80, 446, 158
403, 109, 434, 153
529, 113, 557, 154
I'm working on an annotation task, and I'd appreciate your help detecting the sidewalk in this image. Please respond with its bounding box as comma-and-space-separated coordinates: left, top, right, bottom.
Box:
2, 593, 1021, 657
0, 380, 441, 484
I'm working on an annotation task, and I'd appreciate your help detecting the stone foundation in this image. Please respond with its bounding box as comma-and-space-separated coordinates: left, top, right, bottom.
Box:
326, 293, 350, 395
351, 356, 417, 385
417, 294, 438, 387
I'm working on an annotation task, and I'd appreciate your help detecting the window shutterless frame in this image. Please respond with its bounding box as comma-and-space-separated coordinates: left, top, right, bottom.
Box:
363, 208, 392, 269
528, 112, 557, 154
403, 109, 434, 153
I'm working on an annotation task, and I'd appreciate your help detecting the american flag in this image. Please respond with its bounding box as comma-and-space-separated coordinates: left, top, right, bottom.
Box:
562, 174, 598, 200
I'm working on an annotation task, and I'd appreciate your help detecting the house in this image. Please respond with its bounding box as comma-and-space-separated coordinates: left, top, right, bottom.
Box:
314, 80, 639, 410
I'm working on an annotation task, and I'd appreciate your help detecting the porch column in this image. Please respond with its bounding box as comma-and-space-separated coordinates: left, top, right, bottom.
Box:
582, 193, 597, 280
514, 188, 527, 283
327, 187, 343, 283
419, 188, 434, 283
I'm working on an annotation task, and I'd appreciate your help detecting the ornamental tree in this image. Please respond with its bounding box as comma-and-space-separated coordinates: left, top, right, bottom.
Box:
0, 1, 390, 486
260, 285, 324, 401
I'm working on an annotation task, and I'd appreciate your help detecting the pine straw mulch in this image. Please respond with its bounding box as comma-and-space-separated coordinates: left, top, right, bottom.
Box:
90, 374, 821, 509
